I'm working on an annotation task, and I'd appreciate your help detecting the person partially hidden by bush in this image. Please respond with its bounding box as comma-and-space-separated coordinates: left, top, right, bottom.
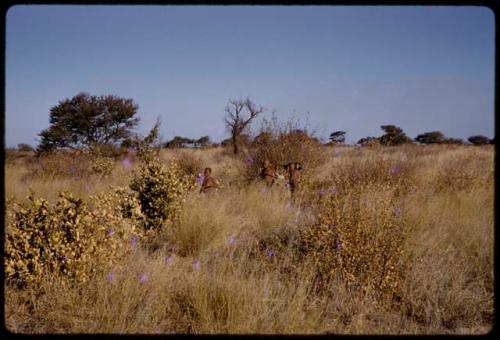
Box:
200, 167, 220, 194
261, 159, 279, 187
285, 162, 302, 194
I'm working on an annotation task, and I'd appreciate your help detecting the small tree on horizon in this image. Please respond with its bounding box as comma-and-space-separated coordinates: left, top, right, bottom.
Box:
379, 125, 412, 146
164, 136, 194, 148
195, 135, 211, 147
329, 131, 346, 144
224, 98, 266, 155
357, 136, 379, 146
415, 131, 446, 144
468, 135, 491, 145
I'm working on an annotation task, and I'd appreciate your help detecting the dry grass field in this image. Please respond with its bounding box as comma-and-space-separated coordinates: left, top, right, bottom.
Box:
4, 143, 494, 334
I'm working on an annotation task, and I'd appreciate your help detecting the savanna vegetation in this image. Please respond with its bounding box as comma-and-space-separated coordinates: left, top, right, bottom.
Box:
4, 126, 494, 334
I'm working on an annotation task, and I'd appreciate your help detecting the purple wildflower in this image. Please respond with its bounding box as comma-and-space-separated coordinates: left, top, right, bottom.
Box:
330, 187, 337, 194
106, 272, 115, 282
130, 235, 138, 247
394, 207, 402, 217
334, 239, 342, 250
245, 155, 254, 166
195, 173, 204, 185
106, 228, 114, 236
60, 255, 68, 263
139, 273, 148, 283
267, 249, 275, 258
122, 157, 133, 170
192, 260, 201, 270
228, 235, 236, 245
318, 188, 325, 197
390, 165, 400, 175
164, 255, 174, 265
286, 201, 293, 209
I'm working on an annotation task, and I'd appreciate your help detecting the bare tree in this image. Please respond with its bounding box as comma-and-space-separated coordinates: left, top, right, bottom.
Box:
224, 98, 266, 154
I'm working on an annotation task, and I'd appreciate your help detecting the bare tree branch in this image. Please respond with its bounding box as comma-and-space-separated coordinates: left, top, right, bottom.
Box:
223, 98, 266, 154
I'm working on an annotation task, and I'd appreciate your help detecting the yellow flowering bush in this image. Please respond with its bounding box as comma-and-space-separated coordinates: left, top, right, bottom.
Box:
91, 155, 114, 177
5, 190, 142, 288
130, 157, 195, 229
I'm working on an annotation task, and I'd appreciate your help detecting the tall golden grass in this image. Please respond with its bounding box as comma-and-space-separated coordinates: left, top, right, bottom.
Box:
4, 144, 494, 334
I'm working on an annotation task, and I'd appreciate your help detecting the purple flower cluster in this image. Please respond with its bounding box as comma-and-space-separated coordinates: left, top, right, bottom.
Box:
245, 155, 254, 167
122, 157, 133, 170
164, 255, 174, 265
60, 255, 68, 263
106, 272, 115, 282
139, 273, 148, 283
228, 235, 237, 245
330, 187, 337, 194
130, 235, 138, 248
267, 249, 275, 258
106, 228, 114, 236
334, 239, 342, 250
196, 173, 205, 185
318, 188, 325, 197
192, 260, 201, 270
394, 206, 402, 217
286, 201, 293, 209
390, 165, 400, 175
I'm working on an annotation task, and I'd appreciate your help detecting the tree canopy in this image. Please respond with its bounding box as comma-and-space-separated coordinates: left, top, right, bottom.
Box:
329, 131, 346, 144
37, 92, 139, 153
415, 131, 446, 144
379, 125, 412, 146
468, 135, 491, 145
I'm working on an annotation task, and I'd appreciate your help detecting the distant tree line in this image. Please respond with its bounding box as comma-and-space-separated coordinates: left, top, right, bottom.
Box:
30, 92, 494, 156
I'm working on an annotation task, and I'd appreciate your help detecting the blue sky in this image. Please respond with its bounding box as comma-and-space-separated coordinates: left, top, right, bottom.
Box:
5, 5, 495, 147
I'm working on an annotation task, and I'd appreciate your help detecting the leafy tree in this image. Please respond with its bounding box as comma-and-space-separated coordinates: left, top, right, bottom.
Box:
37, 92, 139, 153
357, 136, 379, 146
468, 135, 491, 145
379, 125, 412, 146
164, 136, 194, 148
415, 131, 446, 144
224, 98, 266, 154
329, 131, 346, 144
195, 136, 211, 147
